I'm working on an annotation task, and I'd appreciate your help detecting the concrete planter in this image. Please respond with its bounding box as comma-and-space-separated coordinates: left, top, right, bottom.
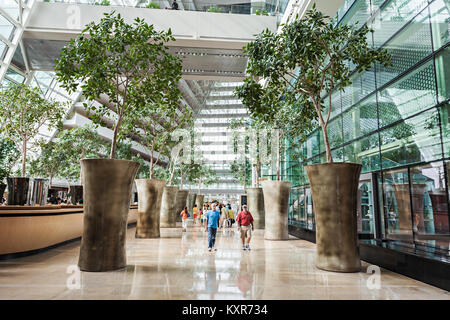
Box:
261, 180, 291, 240
69, 185, 83, 205
135, 179, 166, 238
78, 159, 139, 272
187, 192, 197, 212
160, 186, 179, 228
6, 177, 29, 205
305, 162, 362, 273
175, 189, 189, 222
27, 178, 50, 205
246, 187, 265, 229
195, 194, 204, 210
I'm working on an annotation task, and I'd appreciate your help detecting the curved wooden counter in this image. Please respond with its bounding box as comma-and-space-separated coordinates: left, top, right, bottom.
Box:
0, 204, 138, 256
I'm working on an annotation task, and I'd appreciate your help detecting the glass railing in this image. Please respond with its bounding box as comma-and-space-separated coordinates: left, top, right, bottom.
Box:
36, 0, 288, 18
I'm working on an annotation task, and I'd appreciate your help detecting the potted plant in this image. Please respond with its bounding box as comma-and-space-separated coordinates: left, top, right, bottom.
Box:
55, 12, 181, 271
192, 164, 217, 210
126, 104, 190, 238
0, 136, 20, 202
236, 5, 391, 270
0, 84, 65, 205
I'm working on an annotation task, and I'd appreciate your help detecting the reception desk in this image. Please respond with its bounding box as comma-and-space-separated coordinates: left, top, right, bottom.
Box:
0, 204, 138, 256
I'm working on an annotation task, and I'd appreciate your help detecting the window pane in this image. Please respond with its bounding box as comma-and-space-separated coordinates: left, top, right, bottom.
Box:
435, 46, 450, 103
343, 93, 378, 142
383, 168, 414, 241
341, 69, 376, 111
380, 108, 442, 169
378, 59, 437, 128
344, 132, 380, 173
376, 8, 433, 87
326, 116, 343, 148
429, 0, 450, 51
370, 0, 429, 48
358, 179, 375, 234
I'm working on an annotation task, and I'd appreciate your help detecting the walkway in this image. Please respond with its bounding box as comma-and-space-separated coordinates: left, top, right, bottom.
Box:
0, 223, 449, 299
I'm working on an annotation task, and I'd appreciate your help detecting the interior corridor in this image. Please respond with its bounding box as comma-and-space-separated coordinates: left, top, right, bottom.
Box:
0, 222, 449, 300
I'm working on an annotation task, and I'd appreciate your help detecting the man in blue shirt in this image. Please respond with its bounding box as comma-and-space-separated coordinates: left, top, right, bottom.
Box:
204, 202, 221, 252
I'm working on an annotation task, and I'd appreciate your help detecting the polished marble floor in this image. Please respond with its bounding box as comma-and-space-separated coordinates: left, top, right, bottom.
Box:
0, 222, 449, 300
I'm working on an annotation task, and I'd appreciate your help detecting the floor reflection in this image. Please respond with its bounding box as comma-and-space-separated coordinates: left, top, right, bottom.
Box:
0, 223, 449, 299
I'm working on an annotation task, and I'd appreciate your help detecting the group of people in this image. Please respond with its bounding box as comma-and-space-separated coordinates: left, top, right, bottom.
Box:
179, 202, 255, 252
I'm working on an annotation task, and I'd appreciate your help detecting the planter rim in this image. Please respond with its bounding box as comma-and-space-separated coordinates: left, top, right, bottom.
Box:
260, 180, 292, 185
178, 189, 189, 193
305, 162, 362, 168
135, 178, 166, 183
164, 185, 180, 189
245, 187, 263, 190
81, 158, 139, 165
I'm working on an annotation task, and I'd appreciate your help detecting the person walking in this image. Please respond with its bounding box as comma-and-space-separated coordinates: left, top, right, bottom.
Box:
227, 204, 235, 227
193, 204, 198, 225
180, 206, 189, 232
236, 205, 254, 250
205, 202, 221, 252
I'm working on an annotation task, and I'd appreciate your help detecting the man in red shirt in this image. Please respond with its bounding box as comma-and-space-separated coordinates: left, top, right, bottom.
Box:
236, 205, 254, 250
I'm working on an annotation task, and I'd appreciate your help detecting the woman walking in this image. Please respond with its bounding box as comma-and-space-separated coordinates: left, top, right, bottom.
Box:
180, 206, 189, 232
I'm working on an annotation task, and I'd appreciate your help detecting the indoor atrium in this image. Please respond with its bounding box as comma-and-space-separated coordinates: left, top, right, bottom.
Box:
0, 0, 449, 305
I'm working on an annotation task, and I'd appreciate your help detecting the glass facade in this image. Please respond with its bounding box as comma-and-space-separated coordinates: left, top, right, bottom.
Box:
284, 0, 450, 258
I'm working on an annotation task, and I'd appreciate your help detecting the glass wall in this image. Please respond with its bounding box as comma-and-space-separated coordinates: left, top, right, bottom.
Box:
284, 0, 450, 258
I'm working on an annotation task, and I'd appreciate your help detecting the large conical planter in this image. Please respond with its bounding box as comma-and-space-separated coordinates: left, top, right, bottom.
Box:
261, 180, 291, 240
160, 186, 179, 228
6, 177, 29, 205
27, 178, 49, 205
135, 179, 166, 238
175, 190, 189, 222
69, 185, 83, 205
246, 187, 265, 229
187, 192, 197, 212
78, 159, 139, 272
305, 162, 362, 273
195, 194, 204, 210
392, 183, 426, 232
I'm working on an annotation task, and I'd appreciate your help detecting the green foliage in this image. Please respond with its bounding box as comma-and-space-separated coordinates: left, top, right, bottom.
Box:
255, 9, 268, 16
29, 140, 66, 184
56, 125, 106, 182
146, 1, 160, 8
0, 136, 20, 182
230, 158, 251, 187
110, 140, 150, 179
55, 12, 183, 159
0, 84, 66, 177
236, 4, 392, 163
94, 0, 110, 5
207, 6, 222, 13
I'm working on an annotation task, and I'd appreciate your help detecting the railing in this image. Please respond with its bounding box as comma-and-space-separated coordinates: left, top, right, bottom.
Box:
36, 0, 288, 19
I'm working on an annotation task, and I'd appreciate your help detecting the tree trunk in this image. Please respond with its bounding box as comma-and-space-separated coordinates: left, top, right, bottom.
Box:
109, 116, 123, 159
321, 123, 333, 163
22, 140, 27, 177
198, 177, 202, 194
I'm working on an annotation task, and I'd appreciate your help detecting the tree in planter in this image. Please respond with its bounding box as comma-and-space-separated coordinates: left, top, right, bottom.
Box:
54, 13, 183, 271
29, 139, 68, 186
0, 84, 65, 177
235, 5, 392, 269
